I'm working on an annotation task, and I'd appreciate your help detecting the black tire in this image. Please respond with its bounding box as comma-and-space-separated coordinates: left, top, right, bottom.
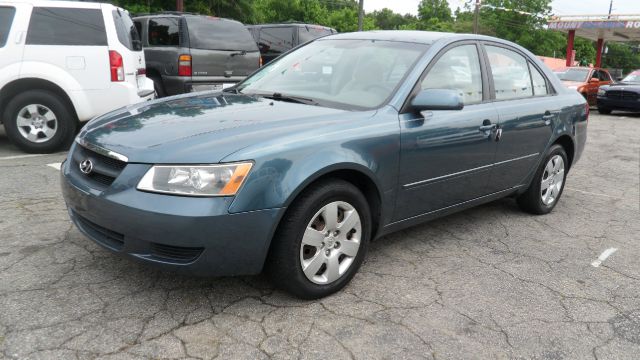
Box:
266, 179, 372, 299
598, 107, 612, 115
517, 144, 568, 215
149, 76, 166, 98
3, 90, 77, 153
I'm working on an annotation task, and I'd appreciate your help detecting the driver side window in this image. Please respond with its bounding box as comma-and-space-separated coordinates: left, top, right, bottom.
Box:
420, 44, 483, 105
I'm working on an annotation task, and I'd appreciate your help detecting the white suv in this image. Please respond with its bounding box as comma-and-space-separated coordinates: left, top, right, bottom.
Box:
0, 0, 155, 153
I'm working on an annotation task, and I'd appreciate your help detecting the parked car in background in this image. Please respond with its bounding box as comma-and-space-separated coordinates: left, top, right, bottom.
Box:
132, 13, 260, 97
597, 70, 640, 114
62, 31, 588, 299
246, 23, 337, 64
554, 66, 613, 105
0, 0, 154, 153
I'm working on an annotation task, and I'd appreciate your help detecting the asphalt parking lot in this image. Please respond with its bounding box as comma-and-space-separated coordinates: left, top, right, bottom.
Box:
0, 112, 639, 360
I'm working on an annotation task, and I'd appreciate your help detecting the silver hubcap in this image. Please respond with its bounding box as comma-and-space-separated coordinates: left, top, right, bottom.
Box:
16, 104, 58, 143
300, 201, 362, 285
541, 155, 565, 206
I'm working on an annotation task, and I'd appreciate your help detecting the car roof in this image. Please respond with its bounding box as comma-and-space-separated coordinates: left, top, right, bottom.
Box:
2, 0, 107, 8
322, 30, 480, 45
248, 23, 334, 30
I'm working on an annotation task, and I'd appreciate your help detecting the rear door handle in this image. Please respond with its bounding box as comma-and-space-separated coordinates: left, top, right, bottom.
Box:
543, 111, 559, 125
479, 123, 497, 132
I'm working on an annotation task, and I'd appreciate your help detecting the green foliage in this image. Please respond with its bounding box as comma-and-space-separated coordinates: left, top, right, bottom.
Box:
603, 43, 640, 73
418, 0, 452, 22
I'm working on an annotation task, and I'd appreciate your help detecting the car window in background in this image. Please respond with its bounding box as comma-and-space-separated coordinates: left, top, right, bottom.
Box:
556, 68, 590, 82
421, 44, 483, 104
598, 70, 610, 81
0, 6, 16, 47
148, 18, 180, 46
486, 46, 533, 100
134, 20, 142, 39
298, 26, 333, 43
529, 63, 549, 96
112, 9, 141, 51
237, 39, 427, 110
186, 17, 257, 51
26, 7, 107, 46
258, 27, 294, 54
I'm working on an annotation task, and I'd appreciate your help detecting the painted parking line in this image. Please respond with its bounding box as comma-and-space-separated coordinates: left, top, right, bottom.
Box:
565, 187, 621, 199
0, 154, 48, 161
591, 247, 618, 267
47, 163, 62, 171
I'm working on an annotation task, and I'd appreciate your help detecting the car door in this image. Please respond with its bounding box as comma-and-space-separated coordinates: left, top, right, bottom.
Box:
0, 4, 30, 84
395, 42, 499, 220
482, 44, 555, 192
22, 5, 110, 91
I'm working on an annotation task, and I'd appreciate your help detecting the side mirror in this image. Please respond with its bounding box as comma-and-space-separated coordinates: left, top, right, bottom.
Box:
411, 89, 464, 112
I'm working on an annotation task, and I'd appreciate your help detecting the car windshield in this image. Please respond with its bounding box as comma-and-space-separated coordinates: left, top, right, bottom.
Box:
556, 68, 590, 82
622, 72, 640, 82
236, 39, 428, 110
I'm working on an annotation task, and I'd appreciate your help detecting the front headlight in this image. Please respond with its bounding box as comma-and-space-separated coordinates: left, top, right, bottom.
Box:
137, 162, 253, 196
597, 89, 606, 96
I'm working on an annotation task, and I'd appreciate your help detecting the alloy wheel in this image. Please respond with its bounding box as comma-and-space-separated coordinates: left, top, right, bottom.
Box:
540, 155, 565, 206
299, 201, 362, 285
15, 104, 58, 143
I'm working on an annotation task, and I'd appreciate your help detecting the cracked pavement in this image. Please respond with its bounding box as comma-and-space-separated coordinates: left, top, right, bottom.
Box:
0, 112, 639, 359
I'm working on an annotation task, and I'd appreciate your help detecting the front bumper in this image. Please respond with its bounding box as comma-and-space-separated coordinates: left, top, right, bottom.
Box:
597, 97, 640, 111
60, 157, 282, 276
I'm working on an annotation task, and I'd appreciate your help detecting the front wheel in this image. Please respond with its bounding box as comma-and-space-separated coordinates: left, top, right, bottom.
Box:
3, 90, 76, 153
267, 179, 371, 299
517, 144, 568, 215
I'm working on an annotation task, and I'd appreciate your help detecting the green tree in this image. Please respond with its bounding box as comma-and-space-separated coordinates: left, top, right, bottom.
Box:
417, 0, 452, 22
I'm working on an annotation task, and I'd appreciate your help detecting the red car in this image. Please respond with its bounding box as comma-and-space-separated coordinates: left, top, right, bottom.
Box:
554, 67, 613, 105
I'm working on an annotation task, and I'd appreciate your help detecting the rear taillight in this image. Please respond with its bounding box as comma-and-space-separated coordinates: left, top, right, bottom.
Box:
178, 54, 192, 76
109, 50, 124, 82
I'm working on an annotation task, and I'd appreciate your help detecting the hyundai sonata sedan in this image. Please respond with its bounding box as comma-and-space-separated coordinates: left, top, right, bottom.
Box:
61, 31, 588, 299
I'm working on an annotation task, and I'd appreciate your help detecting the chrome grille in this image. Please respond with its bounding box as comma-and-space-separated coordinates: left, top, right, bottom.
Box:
70, 144, 127, 190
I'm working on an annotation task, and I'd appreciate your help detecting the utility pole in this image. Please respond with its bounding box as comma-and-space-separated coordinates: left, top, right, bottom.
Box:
176, 0, 183, 12
473, 0, 480, 34
358, 0, 364, 31
608, 0, 613, 19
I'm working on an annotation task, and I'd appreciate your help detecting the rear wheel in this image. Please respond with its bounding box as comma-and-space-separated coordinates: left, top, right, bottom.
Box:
517, 144, 568, 215
149, 75, 166, 98
267, 179, 371, 299
598, 107, 612, 115
3, 90, 76, 153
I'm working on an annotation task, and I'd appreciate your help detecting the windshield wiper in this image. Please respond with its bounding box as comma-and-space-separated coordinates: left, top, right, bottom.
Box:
261, 92, 319, 106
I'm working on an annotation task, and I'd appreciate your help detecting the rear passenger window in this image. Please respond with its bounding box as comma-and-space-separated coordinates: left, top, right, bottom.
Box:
112, 9, 142, 51
258, 27, 294, 55
529, 63, 548, 96
26, 7, 107, 46
421, 44, 483, 105
0, 6, 16, 48
148, 18, 180, 46
486, 46, 533, 100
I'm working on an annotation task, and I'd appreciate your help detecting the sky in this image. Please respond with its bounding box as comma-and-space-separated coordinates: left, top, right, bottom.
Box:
362, 0, 640, 17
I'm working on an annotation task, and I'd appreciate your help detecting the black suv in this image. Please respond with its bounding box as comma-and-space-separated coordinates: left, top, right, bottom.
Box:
133, 13, 260, 96
246, 23, 336, 64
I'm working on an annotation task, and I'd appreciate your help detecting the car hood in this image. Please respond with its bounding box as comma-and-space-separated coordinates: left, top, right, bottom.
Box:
601, 82, 640, 91
78, 92, 362, 163
560, 80, 586, 88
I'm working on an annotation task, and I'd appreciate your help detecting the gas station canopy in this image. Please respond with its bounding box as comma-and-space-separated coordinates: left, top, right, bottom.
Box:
547, 14, 640, 67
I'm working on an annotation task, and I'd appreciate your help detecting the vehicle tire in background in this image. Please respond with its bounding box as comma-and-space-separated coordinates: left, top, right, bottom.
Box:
149, 76, 166, 98
517, 144, 568, 215
267, 179, 372, 299
3, 90, 77, 153
597, 107, 612, 115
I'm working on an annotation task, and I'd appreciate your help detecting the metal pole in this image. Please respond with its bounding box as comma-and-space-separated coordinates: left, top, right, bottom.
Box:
176, 0, 183, 12
473, 0, 480, 34
358, 0, 364, 31
608, 0, 613, 19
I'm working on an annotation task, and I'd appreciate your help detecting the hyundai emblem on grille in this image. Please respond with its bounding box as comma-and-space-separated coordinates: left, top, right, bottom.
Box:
79, 159, 94, 175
